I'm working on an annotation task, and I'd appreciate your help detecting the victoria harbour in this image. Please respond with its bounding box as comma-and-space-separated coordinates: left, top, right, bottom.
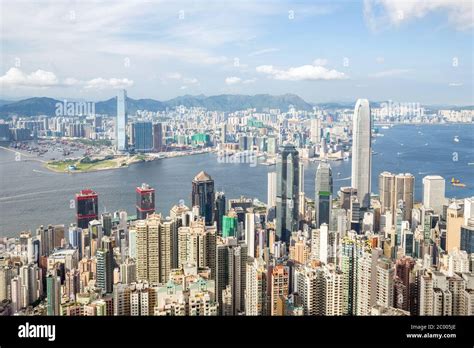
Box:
1, 123, 473, 237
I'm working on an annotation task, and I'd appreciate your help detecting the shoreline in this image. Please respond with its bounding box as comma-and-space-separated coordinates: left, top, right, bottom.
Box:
1, 145, 215, 174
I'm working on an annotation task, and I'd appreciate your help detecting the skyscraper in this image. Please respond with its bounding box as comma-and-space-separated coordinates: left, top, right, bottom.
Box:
245, 212, 256, 258
422, 175, 446, 215
222, 213, 238, 238
136, 214, 161, 283
133, 121, 153, 152
379, 172, 415, 223
270, 264, 289, 316
192, 171, 215, 225
315, 162, 333, 228
276, 144, 299, 243
116, 89, 128, 152
136, 183, 155, 219
310, 118, 321, 144
76, 189, 98, 229
460, 219, 474, 254
351, 99, 371, 208
394, 173, 415, 222
379, 171, 395, 215
245, 257, 268, 316
214, 192, 226, 234
446, 201, 464, 252
267, 172, 277, 208
215, 237, 247, 315
96, 237, 114, 294
153, 122, 163, 152
46, 273, 60, 316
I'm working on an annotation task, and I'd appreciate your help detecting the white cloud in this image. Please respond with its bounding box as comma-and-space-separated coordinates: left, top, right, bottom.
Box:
313, 58, 328, 66
243, 78, 257, 84
164, 73, 199, 86
166, 72, 182, 80
183, 77, 199, 85
225, 76, 242, 85
256, 63, 347, 81
369, 69, 412, 78
83, 78, 134, 90
364, 0, 473, 31
0, 67, 59, 87
448, 82, 463, 87
248, 48, 280, 57
0, 67, 134, 90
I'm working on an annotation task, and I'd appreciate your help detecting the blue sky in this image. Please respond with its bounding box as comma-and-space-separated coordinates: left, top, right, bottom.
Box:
0, 0, 472, 105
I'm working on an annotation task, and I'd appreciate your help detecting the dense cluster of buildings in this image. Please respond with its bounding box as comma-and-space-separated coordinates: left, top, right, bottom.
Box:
1, 98, 473, 317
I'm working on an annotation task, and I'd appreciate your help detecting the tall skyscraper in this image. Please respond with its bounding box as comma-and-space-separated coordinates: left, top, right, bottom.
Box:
222, 213, 238, 238
460, 219, 474, 254
276, 144, 299, 243
379, 172, 414, 223
76, 189, 98, 229
116, 89, 128, 152
446, 201, 464, 252
136, 183, 155, 219
215, 238, 247, 315
192, 171, 215, 225
214, 192, 226, 234
310, 118, 321, 144
96, 238, 114, 294
177, 219, 216, 271
351, 99, 371, 208
153, 122, 163, 152
245, 257, 268, 316
379, 171, 395, 215
270, 264, 289, 316
422, 175, 446, 215
133, 121, 153, 152
394, 173, 415, 222
46, 273, 60, 316
267, 172, 277, 208
136, 214, 172, 283
315, 162, 333, 228
245, 212, 256, 258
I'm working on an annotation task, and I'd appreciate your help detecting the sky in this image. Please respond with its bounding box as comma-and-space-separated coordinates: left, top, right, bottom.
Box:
0, 0, 473, 105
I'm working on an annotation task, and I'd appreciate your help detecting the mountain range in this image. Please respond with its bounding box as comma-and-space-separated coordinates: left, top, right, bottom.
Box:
1, 94, 471, 118
0, 93, 314, 117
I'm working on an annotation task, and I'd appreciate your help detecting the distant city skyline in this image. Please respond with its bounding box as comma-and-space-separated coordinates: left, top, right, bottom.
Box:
0, 0, 472, 104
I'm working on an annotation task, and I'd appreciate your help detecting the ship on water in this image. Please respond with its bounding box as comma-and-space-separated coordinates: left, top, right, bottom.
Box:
451, 177, 466, 187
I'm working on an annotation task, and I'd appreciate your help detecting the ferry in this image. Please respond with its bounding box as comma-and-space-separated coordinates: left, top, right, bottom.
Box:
454, 136, 460, 143
451, 177, 466, 187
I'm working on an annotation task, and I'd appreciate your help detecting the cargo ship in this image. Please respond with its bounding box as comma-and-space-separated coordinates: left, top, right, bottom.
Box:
451, 177, 466, 187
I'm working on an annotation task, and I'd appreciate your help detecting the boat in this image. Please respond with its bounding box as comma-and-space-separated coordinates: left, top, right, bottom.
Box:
381, 126, 390, 129
454, 136, 460, 143
451, 177, 466, 187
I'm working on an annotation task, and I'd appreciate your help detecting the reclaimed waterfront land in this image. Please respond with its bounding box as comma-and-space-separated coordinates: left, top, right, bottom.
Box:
46, 156, 146, 173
